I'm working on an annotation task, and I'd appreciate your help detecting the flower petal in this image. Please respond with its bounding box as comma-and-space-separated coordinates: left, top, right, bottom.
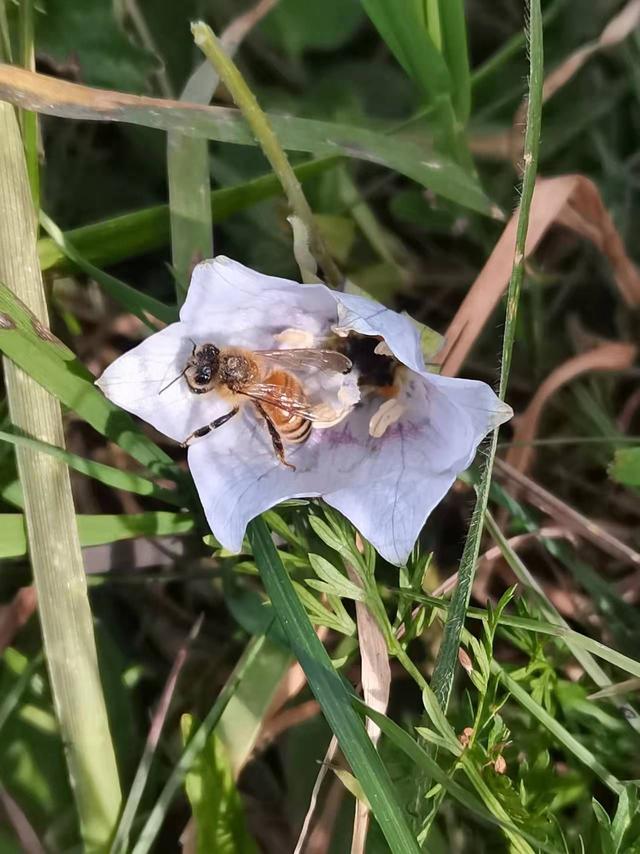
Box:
187, 408, 359, 552
96, 323, 229, 443
323, 372, 512, 565
332, 291, 426, 373
181, 256, 337, 349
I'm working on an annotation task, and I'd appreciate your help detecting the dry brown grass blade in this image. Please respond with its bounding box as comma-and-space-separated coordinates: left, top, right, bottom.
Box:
0, 586, 36, 651
509, 0, 640, 161
0, 787, 46, 854
544, 0, 640, 101
436, 176, 640, 376
494, 458, 640, 570
506, 341, 637, 476
345, 564, 390, 854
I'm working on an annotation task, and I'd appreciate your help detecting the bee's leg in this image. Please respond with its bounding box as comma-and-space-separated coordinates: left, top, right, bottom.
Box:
180, 406, 239, 447
254, 402, 296, 471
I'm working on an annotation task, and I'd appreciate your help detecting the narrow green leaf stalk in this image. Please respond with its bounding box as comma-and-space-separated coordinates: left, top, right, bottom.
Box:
419, 2, 544, 838
431, 0, 544, 713
191, 21, 343, 288
0, 102, 121, 852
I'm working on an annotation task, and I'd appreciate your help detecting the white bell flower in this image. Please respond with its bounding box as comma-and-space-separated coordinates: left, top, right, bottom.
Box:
97, 256, 512, 565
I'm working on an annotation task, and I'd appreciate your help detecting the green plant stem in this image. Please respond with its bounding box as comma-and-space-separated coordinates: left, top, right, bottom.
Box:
191, 21, 342, 288
0, 102, 121, 850
430, 0, 543, 713
417, 3, 543, 834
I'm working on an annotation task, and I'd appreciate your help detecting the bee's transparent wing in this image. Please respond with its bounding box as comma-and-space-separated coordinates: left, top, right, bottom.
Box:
256, 348, 352, 375
239, 381, 339, 422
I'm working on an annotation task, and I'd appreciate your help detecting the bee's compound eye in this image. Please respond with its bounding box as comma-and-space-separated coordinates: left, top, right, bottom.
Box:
194, 366, 212, 385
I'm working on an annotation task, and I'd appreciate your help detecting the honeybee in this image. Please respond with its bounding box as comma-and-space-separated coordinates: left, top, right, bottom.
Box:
162, 343, 352, 470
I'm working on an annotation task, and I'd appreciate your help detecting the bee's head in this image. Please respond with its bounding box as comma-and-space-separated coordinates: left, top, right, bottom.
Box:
186, 343, 220, 394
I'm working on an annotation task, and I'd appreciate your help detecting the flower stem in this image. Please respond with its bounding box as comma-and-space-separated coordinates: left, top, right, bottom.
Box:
0, 102, 121, 851
191, 20, 343, 288
421, 3, 544, 837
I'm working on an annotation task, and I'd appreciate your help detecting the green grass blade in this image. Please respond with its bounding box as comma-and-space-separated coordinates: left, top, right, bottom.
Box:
494, 663, 623, 795
130, 634, 267, 854
361, 0, 452, 104
0, 652, 43, 734
37, 157, 339, 273
354, 699, 557, 853
248, 517, 420, 854
0, 66, 494, 215
392, 586, 640, 681
39, 211, 176, 326
0, 429, 180, 504
167, 57, 215, 302
0, 99, 121, 851
438, 0, 471, 121
430, 0, 544, 711
0, 279, 175, 475
110, 618, 202, 854
0, 511, 195, 558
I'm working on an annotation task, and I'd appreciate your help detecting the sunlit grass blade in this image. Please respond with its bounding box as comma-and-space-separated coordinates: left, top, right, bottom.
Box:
248, 517, 420, 854
40, 211, 176, 326
430, 0, 544, 711
130, 634, 267, 854
0, 279, 176, 475
0, 511, 195, 558
0, 65, 495, 215
0, 99, 121, 850
0, 429, 181, 505
37, 157, 339, 273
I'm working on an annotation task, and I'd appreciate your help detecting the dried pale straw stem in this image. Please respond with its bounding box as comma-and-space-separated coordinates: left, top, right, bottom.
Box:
0, 102, 121, 849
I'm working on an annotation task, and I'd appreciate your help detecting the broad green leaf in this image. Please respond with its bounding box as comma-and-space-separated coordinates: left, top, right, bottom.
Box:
181, 715, 257, 854
609, 447, 640, 487
0, 66, 493, 215
248, 518, 420, 854
0, 280, 174, 475
0, 512, 195, 558
37, 158, 338, 273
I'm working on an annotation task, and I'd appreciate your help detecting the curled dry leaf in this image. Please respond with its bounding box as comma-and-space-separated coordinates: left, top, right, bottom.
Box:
458, 647, 474, 675
437, 176, 640, 377
506, 342, 637, 477
510, 0, 640, 161
0, 586, 37, 651
346, 564, 390, 854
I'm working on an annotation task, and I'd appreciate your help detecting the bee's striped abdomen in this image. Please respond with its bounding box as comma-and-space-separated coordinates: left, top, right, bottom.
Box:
262, 369, 311, 444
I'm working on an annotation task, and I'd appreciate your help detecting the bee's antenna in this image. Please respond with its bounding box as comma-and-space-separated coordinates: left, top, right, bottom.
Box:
159, 368, 187, 395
